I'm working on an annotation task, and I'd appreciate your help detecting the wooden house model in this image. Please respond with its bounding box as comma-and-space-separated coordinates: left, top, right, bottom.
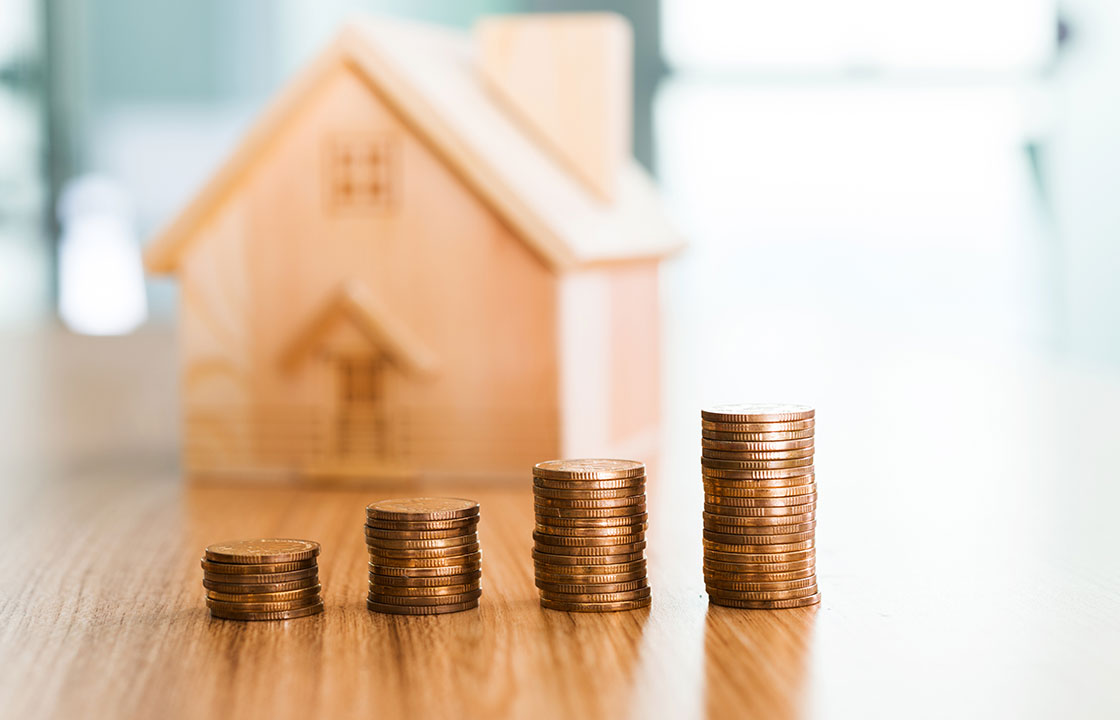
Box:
145, 14, 682, 482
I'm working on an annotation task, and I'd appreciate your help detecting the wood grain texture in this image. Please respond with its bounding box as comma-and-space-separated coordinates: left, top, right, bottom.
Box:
0, 459, 815, 720
2, 327, 1119, 720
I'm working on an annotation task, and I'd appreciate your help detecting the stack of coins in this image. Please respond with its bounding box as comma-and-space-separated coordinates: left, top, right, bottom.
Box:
702, 404, 820, 609
532, 459, 651, 612
366, 498, 482, 615
201, 539, 324, 620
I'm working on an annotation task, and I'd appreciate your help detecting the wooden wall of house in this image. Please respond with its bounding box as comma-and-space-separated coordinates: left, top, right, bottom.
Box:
178, 61, 560, 480
557, 260, 661, 463
605, 260, 661, 458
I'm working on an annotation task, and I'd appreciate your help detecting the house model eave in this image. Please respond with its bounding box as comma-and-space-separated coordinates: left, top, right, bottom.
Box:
145, 16, 684, 276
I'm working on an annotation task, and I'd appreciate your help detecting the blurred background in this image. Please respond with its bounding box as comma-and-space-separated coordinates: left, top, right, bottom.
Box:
2, 0, 1120, 460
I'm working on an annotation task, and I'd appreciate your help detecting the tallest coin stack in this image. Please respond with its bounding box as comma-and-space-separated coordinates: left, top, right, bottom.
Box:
701, 404, 820, 609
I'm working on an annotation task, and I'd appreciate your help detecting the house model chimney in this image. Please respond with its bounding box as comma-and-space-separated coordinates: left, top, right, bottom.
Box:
475, 13, 632, 203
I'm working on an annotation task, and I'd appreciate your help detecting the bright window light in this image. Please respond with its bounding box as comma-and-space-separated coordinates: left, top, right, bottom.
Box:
57, 176, 147, 336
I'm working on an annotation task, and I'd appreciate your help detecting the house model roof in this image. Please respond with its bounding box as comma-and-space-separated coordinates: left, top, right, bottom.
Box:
145, 16, 683, 274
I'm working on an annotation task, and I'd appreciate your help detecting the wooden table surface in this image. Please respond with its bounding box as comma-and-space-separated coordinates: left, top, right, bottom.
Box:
1, 327, 1119, 719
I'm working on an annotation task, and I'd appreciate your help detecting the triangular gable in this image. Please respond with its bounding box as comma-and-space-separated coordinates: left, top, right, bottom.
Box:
145, 16, 683, 276
280, 281, 438, 375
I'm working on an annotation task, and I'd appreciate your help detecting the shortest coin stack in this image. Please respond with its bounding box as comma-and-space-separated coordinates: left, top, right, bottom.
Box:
202, 539, 324, 620
366, 497, 482, 616
533, 459, 651, 613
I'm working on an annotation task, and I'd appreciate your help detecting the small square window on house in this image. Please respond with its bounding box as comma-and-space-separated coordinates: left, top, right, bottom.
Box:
327, 136, 397, 210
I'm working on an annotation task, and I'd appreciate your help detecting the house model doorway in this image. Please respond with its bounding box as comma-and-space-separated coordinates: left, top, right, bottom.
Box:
281, 282, 438, 481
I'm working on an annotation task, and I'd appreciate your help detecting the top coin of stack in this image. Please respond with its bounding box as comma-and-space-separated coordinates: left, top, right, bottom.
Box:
365, 497, 482, 616
201, 539, 324, 620
532, 459, 651, 613
701, 403, 820, 609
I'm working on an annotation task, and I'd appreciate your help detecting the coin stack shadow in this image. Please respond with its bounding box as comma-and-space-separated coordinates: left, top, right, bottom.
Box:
366, 497, 482, 615
702, 404, 820, 609
201, 539, 324, 621
532, 459, 651, 612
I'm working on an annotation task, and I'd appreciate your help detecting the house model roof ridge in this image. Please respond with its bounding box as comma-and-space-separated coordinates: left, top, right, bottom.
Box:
145, 14, 683, 275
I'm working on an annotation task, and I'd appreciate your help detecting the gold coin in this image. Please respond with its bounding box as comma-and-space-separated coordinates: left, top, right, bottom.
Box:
368, 589, 482, 606
532, 531, 644, 547
363, 524, 477, 540
704, 558, 816, 574
533, 476, 646, 490
703, 547, 815, 564
367, 543, 480, 559
533, 560, 646, 577
535, 512, 648, 529
209, 602, 325, 621
202, 567, 318, 585
702, 437, 815, 453
369, 552, 482, 568
364, 534, 478, 550
365, 497, 479, 523
703, 510, 816, 526
706, 585, 819, 602
206, 584, 322, 603
702, 474, 815, 488
704, 520, 816, 536
535, 571, 647, 587
539, 587, 651, 604
704, 494, 816, 508
370, 570, 481, 587
533, 540, 646, 556
539, 597, 651, 613
367, 586, 481, 604
200, 558, 317, 575
535, 579, 648, 595
534, 522, 646, 538
703, 547, 816, 564
702, 428, 815, 441
366, 598, 478, 615
532, 549, 644, 566
532, 459, 645, 481
703, 487, 816, 502
533, 485, 645, 501
703, 539, 814, 555
699, 453, 814, 468
701, 418, 815, 432
700, 461, 815, 476
371, 560, 482, 576
367, 581, 481, 597
701, 404, 815, 423
204, 539, 320, 565
202, 577, 319, 594
364, 516, 480, 531
703, 482, 815, 497
534, 503, 647, 518
709, 593, 821, 609
703, 567, 816, 583
699, 435, 814, 449
206, 595, 322, 613
533, 495, 646, 509
700, 443, 815, 459
534, 524, 647, 538
704, 577, 817, 593
703, 529, 815, 545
